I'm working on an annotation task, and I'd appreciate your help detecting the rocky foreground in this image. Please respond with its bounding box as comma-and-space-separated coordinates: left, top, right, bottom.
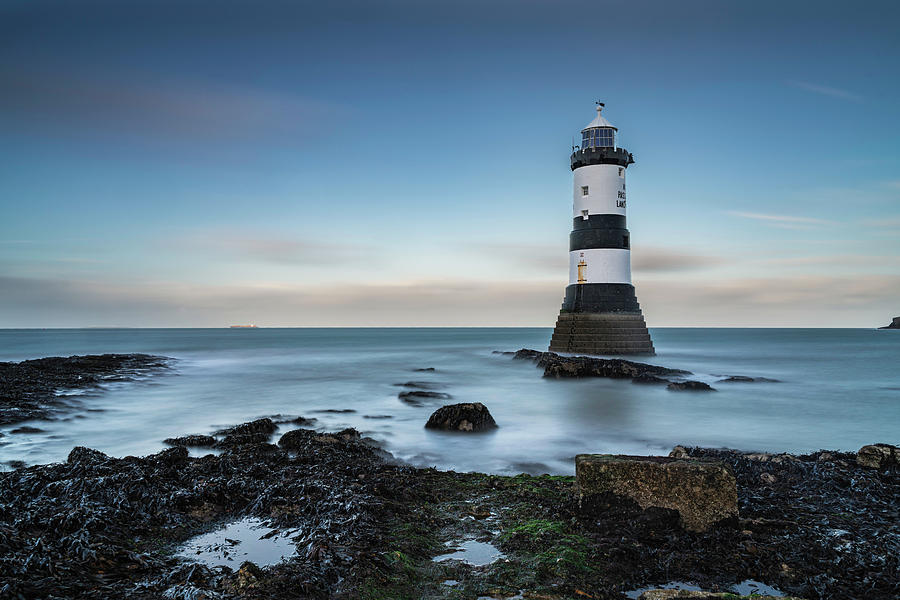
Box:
1, 417, 898, 600
0, 354, 171, 426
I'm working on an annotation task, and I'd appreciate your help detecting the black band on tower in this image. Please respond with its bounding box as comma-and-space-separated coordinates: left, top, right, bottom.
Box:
569, 228, 630, 251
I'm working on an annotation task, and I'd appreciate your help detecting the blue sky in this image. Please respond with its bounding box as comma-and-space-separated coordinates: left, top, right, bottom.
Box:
1, 0, 899, 327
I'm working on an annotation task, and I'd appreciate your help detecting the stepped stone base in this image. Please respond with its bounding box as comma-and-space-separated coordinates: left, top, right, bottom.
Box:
549, 311, 655, 356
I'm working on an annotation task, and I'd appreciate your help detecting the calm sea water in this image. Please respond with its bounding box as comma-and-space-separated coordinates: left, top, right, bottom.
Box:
1, 328, 898, 474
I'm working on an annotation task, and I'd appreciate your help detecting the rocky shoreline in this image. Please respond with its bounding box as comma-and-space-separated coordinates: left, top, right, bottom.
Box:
0, 354, 171, 426
1, 416, 897, 599
1, 354, 898, 599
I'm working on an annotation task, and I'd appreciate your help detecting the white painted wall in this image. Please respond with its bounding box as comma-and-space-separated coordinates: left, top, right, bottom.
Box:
568, 248, 631, 285
572, 164, 627, 218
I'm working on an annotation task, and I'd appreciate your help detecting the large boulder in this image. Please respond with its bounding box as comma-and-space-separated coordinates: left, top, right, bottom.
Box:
576, 454, 737, 532
425, 403, 498, 432
857, 443, 900, 469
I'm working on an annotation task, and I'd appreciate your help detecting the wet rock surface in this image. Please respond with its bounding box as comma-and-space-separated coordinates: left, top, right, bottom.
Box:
0, 353, 171, 426
1, 421, 898, 599
398, 390, 452, 406
164, 434, 217, 447
425, 402, 498, 432
510, 348, 690, 381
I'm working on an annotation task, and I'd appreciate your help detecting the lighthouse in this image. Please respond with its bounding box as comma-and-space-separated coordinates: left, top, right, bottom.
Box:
548, 103, 655, 355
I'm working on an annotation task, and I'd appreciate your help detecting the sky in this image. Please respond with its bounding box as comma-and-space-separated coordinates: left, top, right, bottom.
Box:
1, 0, 899, 327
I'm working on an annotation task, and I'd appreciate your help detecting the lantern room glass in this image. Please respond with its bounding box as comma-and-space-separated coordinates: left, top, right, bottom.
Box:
580, 127, 616, 149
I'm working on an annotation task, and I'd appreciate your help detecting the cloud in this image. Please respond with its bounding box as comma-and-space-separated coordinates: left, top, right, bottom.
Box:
4, 271, 899, 328
0, 66, 342, 143
632, 247, 724, 273
171, 230, 373, 266
788, 80, 863, 102
860, 216, 900, 228
728, 211, 834, 228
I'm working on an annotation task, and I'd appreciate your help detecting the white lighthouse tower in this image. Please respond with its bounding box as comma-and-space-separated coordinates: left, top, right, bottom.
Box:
548, 103, 654, 355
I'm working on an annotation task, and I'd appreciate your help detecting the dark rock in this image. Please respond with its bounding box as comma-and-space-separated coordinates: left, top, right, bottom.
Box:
277, 428, 317, 449
0, 353, 171, 426
425, 402, 498, 432
9, 426, 44, 434
151, 446, 189, 465
215, 431, 273, 448
717, 375, 780, 383
631, 373, 669, 385
878, 316, 900, 329
363, 415, 393, 419
311, 409, 356, 414
163, 434, 217, 447
67, 446, 110, 465
398, 390, 451, 405
512, 349, 543, 360
667, 380, 716, 391
857, 443, 900, 469
510, 349, 690, 380
413, 367, 436, 372
214, 418, 276, 437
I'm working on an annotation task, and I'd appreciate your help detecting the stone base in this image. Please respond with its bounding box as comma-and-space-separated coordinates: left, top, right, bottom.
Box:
549, 312, 655, 355
576, 454, 738, 532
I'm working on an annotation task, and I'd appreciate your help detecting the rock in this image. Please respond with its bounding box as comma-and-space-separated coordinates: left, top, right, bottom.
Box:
67, 446, 110, 466
278, 428, 317, 449
398, 390, 451, 405
760, 472, 777, 485
632, 373, 670, 385
878, 316, 900, 329
717, 375, 780, 383
668, 445, 690, 459
512, 349, 690, 380
164, 434, 217, 447
214, 432, 273, 448
425, 403, 498, 432
512, 348, 543, 360
233, 561, 262, 590
413, 367, 436, 372
857, 443, 900, 469
576, 454, 738, 532
9, 426, 44, 434
215, 418, 276, 437
667, 380, 715, 391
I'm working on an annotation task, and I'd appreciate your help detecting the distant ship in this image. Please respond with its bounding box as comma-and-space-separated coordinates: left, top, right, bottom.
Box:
229, 324, 258, 329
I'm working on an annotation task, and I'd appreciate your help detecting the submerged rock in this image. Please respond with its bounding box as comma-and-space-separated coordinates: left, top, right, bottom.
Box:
425, 403, 498, 432
398, 390, 451, 406
717, 375, 780, 383
857, 443, 900, 469
667, 380, 716, 391
9, 426, 44, 434
576, 453, 738, 532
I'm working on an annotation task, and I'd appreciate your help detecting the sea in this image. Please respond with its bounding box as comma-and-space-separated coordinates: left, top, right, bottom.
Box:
1, 328, 898, 474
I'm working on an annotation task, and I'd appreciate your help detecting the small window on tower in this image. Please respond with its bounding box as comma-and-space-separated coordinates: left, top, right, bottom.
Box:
581, 209, 589, 220
581, 186, 589, 196
618, 168, 624, 177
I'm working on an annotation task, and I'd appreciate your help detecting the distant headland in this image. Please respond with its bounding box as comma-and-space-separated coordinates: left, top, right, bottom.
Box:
878, 317, 900, 329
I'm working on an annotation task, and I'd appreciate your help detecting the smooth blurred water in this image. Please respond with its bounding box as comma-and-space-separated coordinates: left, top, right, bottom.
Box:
1, 328, 898, 474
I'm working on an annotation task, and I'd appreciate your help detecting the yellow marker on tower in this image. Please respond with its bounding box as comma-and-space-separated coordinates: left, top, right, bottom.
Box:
577, 253, 587, 283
